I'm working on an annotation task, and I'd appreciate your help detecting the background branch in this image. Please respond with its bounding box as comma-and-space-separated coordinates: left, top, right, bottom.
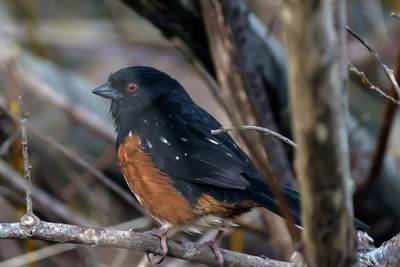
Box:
281, 0, 357, 266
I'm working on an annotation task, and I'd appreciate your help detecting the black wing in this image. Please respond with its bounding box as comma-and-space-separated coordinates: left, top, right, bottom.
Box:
138, 103, 250, 190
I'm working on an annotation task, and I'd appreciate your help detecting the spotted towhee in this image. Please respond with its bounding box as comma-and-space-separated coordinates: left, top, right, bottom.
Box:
92, 66, 367, 265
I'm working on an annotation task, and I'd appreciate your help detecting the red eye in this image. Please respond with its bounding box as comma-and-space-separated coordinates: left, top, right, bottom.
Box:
126, 82, 138, 92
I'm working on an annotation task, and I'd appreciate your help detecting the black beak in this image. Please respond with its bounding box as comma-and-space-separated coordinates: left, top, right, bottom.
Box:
91, 82, 121, 101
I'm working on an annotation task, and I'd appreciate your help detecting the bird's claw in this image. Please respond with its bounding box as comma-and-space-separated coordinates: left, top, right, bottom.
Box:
204, 230, 224, 266
145, 228, 168, 264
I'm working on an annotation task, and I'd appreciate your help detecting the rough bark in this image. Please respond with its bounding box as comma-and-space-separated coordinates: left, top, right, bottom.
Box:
0, 214, 292, 267
281, 0, 357, 266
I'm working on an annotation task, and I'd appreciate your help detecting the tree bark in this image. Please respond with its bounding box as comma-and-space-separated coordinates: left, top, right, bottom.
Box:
281, 0, 358, 266
0, 214, 292, 267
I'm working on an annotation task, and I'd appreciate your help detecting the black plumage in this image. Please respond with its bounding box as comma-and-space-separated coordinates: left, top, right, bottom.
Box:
92, 66, 367, 244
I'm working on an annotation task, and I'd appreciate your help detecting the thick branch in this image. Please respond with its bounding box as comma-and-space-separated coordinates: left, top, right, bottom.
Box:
0, 216, 399, 266
281, 0, 357, 266
0, 215, 292, 267
360, 233, 400, 266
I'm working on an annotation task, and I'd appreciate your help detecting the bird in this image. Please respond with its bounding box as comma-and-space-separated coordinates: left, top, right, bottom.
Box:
92, 66, 368, 265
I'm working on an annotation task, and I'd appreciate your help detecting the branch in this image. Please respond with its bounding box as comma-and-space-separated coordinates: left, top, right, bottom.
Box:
346, 26, 400, 99
20, 98, 33, 214
0, 215, 292, 267
360, 233, 400, 266
355, 38, 400, 192
1, 215, 399, 266
348, 61, 400, 105
282, 0, 358, 265
211, 126, 297, 148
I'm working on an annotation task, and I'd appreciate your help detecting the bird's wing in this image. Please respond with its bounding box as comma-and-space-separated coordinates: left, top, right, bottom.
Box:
140, 104, 250, 190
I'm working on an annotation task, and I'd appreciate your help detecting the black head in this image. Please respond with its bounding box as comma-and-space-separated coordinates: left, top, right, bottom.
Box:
92, 66, 190, 126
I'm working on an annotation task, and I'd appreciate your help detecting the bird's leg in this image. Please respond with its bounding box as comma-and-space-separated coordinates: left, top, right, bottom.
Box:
145, 226, 169, 264
204, 230, 224, 266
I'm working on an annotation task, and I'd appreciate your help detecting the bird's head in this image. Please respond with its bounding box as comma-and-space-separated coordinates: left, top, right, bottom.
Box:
92, 66, 188, 125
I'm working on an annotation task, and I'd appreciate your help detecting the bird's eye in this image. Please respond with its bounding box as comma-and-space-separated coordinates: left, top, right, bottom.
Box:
126, 82, 138, 92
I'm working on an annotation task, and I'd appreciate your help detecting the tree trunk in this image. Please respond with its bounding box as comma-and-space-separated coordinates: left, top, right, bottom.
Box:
281, 0, 358, 266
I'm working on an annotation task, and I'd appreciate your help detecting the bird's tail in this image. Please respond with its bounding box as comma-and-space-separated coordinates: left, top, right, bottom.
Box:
253, 185, 369, 230
253, 185, 302, 225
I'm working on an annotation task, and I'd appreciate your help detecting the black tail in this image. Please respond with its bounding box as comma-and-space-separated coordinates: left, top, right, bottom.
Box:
253, 185, 302, 226
253, 185, 368, 230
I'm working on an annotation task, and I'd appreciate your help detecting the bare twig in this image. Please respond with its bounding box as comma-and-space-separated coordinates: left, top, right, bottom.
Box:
348, 61, 400, 105
358, 41, 400, 192
212, 126, 298, 148
346, 26, 400, 99
0, 216, 293, 267
19, 99, 32, 214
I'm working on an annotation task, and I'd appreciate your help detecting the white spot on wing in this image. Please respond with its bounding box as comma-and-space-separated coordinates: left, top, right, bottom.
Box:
226, 152, 233, 157
206, 138, 219, 145
146, 139, 152, 149
160, 136, 170, 145
175, 156, 180, 160
180, 137, 188, 142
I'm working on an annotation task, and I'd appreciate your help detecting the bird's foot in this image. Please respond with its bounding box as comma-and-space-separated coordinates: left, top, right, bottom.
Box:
145, 227, 169, 264
204, 230, 224, 266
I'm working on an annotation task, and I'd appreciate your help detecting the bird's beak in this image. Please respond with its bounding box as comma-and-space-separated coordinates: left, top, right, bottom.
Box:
91, 82, 121, 101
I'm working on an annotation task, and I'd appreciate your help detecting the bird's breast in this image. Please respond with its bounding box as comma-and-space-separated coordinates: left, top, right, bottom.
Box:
117, 133, 196, 226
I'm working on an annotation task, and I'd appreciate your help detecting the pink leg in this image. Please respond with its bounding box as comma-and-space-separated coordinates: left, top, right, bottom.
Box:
204, 230, 224, 266
145, 227, 169, 264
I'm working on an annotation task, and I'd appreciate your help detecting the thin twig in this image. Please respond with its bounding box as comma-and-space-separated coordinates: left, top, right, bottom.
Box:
348, 61, 400, 105
346, 26, 400, 99
212, 126, 298, 148
358, 41, 400, 192
19, 98, 32, 214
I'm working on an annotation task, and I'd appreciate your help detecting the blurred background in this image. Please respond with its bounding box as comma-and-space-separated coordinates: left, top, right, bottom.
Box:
0, 0, 399, 266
